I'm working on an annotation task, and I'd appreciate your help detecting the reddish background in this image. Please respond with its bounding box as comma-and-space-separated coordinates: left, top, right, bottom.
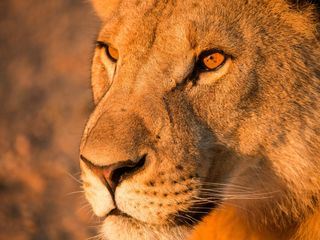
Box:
0, 1, 101, 239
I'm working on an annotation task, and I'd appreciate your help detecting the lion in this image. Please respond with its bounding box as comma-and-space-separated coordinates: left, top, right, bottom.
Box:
79, 0, 320, 239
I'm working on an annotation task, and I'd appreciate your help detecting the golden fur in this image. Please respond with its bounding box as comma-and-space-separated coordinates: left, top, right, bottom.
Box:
80, 0, 320, 239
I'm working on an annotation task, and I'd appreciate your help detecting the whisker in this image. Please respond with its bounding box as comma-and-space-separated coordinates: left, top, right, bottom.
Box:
184, 213, 201, 224
198, 182, 253, 190
200, 187, 279, 195
200, 192, 277, 199
173, 213, 197, 227
220, 202, 254, 215
78, 202, 92, 214
189, 206, 217, 210
181, 210, 210, 214
66, 190, 85, 196
194, 194, 275, 201
87, 233, 104, 240
66, 171, 83, 185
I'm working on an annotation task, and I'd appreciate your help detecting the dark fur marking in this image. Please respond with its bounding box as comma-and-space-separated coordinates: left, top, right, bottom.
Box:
176, 165, 184, 171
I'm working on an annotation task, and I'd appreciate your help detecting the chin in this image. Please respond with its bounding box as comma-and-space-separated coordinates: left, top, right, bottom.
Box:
101, 215, 191, 240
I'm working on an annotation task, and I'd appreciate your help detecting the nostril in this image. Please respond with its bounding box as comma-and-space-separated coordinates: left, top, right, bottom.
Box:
110, 155, 146, 186
80, 154, 146, 193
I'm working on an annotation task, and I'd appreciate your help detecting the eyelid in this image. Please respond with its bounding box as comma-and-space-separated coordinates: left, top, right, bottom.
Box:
96, 41, 107, 49
96, 41, 119, 63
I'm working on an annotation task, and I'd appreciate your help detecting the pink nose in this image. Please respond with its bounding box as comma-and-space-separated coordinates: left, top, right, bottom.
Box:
80, 155, 146, 194
101, 168, 114, 190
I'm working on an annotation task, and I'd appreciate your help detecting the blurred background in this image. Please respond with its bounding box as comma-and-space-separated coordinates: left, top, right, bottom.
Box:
0, 1, 100, 239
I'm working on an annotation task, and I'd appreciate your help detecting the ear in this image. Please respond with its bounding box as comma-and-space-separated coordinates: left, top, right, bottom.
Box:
91, 0, 121, 21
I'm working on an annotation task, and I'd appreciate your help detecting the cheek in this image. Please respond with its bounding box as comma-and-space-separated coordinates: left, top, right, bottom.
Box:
189, 84, 243, 141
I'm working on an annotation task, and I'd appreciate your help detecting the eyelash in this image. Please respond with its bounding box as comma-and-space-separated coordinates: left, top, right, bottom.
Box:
96, 41, 107, 49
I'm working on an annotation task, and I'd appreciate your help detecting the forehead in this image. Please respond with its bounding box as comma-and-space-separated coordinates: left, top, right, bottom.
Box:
100, 0, 261, 55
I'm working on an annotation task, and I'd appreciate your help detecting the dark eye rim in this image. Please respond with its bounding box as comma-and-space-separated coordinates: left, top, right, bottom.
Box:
197, 49, 230, 72
96, 41, 118, 63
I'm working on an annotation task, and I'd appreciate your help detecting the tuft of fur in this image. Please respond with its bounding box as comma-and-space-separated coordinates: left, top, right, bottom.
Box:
80, 0, 320, 239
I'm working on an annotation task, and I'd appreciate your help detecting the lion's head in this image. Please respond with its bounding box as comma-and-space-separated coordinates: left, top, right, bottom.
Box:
79, 0, 320, 239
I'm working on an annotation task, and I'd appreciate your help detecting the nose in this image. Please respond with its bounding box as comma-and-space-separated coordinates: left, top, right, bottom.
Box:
80, 154, 146, 193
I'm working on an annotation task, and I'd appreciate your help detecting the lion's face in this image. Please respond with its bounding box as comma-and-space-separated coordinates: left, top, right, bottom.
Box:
80, 0, 320, 239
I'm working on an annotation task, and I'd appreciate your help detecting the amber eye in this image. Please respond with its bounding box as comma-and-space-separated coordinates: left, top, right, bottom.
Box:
106, 45, 119, 62
198, 50, 227, 71
97, 41, 119, 63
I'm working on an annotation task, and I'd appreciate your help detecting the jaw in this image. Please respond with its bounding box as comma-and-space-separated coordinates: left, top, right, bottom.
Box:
101, 215, 191, 240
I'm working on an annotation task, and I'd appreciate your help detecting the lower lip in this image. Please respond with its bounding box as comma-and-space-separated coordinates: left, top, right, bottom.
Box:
107, 208, 133, 219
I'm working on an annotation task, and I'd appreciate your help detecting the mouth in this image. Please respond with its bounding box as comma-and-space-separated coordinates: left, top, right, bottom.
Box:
108, 208, 133, 219
107, 201, 217, 227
